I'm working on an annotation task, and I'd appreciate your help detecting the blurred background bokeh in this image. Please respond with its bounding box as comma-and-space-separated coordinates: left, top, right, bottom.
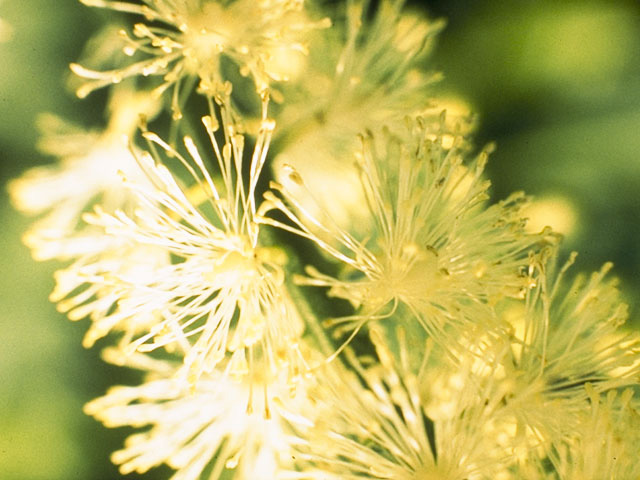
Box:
1, 1, 639, 478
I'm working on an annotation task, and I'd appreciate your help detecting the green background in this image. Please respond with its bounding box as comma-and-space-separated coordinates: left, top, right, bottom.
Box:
1, 1, 638, 478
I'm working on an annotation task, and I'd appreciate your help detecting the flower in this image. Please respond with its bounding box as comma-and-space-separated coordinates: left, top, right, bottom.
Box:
494, 248, 640, 445
260, 117, 542, 352
287, 327, 514, 480
80, 96, 305, 385
8, 84, 169, 350
550, 385, 640, 480
275, 0, 447, 145
72, 0, 330, 117
8, 85, 160, 261
50, 242, 169, 348
85, 351, 314, 479
271, 0, 453, 230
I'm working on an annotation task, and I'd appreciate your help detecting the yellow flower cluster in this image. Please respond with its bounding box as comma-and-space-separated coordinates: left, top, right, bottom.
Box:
9, 1, 640, 479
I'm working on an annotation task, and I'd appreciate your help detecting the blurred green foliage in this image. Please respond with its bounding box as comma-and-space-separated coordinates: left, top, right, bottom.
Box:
1, 0, 638, 478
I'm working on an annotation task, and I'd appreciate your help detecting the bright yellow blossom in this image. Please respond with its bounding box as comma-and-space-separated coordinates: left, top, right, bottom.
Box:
80, 96, 305, 385
261, 117, 542, 352
72, 0, 330, 118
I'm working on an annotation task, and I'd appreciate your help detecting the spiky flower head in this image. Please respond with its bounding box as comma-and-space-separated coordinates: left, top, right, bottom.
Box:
72, 0, 330, 118
49, 241, 169, 348
550, 385, 640, 480
272, 0, 450, 229
8, 85, 160, 261
275, 0, 446, 143
74, 96, 307, 386
494, 247, 640, 445
287, 327, 515, 480
7, 85, 168, 349
85, 350, 314, 479
261, 116, 541, 352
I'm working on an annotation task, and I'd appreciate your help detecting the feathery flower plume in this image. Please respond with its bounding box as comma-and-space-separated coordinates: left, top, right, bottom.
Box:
276, 0, 446, 143
8, 85, 168, 349
85, 351, 315, 479
550, 385, 640, 480
287, 326, 514, 480
260, 116, 540, 351
272, 0, 450, 229
495, 247, 640, 448
8, 85, 160, 261
72, 0, 330, 118
49, 242, 170, 348
79, 95, 306, 385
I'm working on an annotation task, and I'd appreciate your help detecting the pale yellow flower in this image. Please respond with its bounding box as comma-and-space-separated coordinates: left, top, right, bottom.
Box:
86, 351, 315, 480
50, 242, 169, 348
72, 0, 330, 118
551, 385, 640, 480
287, 327, 515, 480
272, 0, 452, 231
495, 248, 640, 445
260, 117, 542, 352
8, 85, 160, 261
81, 97, 305, 385
8, 85, 168, 349
275, 0, 447, 144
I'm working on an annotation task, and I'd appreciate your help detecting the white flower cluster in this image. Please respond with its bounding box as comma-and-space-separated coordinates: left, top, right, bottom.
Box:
9, 1, 640, 479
